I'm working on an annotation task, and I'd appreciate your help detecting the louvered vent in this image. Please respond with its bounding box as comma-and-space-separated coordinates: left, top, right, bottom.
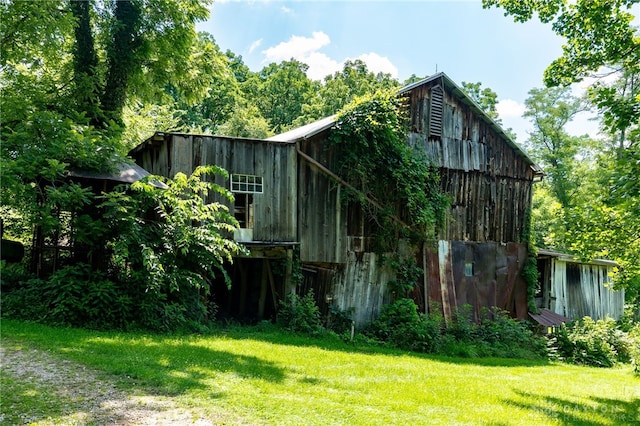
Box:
429, 85, 444, 139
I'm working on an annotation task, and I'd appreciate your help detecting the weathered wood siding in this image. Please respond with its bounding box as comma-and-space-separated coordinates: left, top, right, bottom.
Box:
405, 79, 536, 243
548, 259, 624, 320
133, 134, 297, 242
301, 253, 394, 327
297, 133, 348, 263
332, 252, 394, 326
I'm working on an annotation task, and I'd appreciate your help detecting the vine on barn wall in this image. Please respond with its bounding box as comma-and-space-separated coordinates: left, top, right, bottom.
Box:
522, 208, 540, 313
328, 89, 449, 259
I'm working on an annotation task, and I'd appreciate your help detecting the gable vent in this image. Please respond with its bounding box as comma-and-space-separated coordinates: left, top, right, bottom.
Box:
429, 85, 444, 139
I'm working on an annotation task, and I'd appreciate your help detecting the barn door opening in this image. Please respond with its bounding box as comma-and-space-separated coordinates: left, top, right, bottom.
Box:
213, 258, 282, 323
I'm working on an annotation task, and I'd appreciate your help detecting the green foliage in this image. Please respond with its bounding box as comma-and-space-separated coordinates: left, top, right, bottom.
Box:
1, 167, 243, 332
330, 90, 449, 254
1, 264, 130, 330
294, 59, 400, 126
367, 300, 546, 359
460, 81, 501, 123
277, 290, 323, 335
253, 59, 317, 133
521, 209, 540, 313
482, 0, 639, 88
326, 304, 355, 335
548, 317, 635, 368
367, 298, 443, 353
387, 256, 423, 297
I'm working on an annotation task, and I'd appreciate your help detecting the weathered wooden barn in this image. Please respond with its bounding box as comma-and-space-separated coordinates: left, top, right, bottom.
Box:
535, 249, 624, 322
130, 72, 543, 325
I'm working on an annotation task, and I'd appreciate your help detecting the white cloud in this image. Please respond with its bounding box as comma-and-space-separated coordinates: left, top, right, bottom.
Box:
352, 53, 398, 78
496, 98, 526, 119
262, 31, 331, 63
262, 32, 398, 81
248, 38, 263, 54
280, 6, 294, 15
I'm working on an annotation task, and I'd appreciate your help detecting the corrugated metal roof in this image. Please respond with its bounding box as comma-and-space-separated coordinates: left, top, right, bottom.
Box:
68, 160, 168, 189
266, 115, 337, 143
537, 248, 618, 267
529, 308, 571, 327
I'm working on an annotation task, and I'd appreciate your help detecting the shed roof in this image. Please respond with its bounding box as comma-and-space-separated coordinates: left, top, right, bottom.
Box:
68, 159, 168, 189
529, 308, 571, 327
268, 72, 543, 178
537, 249, 618, 267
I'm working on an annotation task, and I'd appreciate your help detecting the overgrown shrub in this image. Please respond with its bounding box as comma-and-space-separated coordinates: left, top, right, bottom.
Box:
277, 290, 323, 335
628, 323, 640, 374
366, 298, 443, 352
326, 304, 355, 334
1, 263, 131, 330
548, 317, 634, 368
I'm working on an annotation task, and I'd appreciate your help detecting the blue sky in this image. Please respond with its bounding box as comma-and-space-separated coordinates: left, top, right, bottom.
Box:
197, 0, 639, 142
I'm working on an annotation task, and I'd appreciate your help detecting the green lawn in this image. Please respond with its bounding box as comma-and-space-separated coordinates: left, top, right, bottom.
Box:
1, 319, 638, 425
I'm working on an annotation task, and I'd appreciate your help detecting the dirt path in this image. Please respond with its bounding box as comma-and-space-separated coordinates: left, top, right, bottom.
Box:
1, 343, 217, 425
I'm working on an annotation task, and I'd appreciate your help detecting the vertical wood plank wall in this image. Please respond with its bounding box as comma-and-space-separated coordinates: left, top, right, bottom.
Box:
405, 82, 535, 243
133, 134, 297, 242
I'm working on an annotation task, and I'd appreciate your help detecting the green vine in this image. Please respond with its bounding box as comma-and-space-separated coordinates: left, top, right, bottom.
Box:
328, 90, 449, 256
522, 208, 540, 313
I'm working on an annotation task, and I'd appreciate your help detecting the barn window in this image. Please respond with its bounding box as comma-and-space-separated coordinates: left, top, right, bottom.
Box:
429, 85, 444, 139
230, 174, 263, 193
233, 194, 254, 228
464, 262, 474, 277
230, 174, 262, 229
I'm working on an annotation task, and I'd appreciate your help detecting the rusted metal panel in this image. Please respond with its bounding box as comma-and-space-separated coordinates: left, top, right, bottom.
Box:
424, 240, 528, 321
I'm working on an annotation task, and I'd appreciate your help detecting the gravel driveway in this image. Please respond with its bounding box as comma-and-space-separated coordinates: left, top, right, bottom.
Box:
1, 342, 218, 425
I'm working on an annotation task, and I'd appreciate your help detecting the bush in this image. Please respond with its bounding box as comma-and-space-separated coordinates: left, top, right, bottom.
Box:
366, 298, 443, 353
1, 264, 131, 330
277, 290, 323, 335
326, 304, 355, 334
628, 323, 640, 374
548, 316, 634, 368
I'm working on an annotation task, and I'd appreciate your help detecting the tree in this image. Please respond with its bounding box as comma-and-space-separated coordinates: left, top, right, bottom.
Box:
252, 59, 317, 133
485, 0, 640, 302
0, 1, 251, 330
523, 87, 590, 209
461, 81, 501, 122
296, 60, 400, 125
174, 33, 241, 134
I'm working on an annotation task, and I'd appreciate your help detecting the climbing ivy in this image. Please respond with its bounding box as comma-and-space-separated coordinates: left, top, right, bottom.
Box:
521, 208, 540, 313
328, 90, 449, 255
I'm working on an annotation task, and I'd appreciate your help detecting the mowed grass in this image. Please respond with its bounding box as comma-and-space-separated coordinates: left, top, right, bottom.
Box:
1, 319, 638, 425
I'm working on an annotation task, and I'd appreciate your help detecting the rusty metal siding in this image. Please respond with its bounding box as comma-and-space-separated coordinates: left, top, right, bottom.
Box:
133, 134, 297, 242
426, 241, 529, 321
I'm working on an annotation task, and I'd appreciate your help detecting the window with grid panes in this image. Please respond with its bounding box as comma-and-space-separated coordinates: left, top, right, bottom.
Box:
230, 174, 263, 228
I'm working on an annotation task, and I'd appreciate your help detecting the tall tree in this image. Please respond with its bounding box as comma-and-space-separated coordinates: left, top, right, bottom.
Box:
484, 0, 640, 300
252, 59, 317, 133
524, 87, 589, 209
296, 60, 399, 125
461, 81, 500, 122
